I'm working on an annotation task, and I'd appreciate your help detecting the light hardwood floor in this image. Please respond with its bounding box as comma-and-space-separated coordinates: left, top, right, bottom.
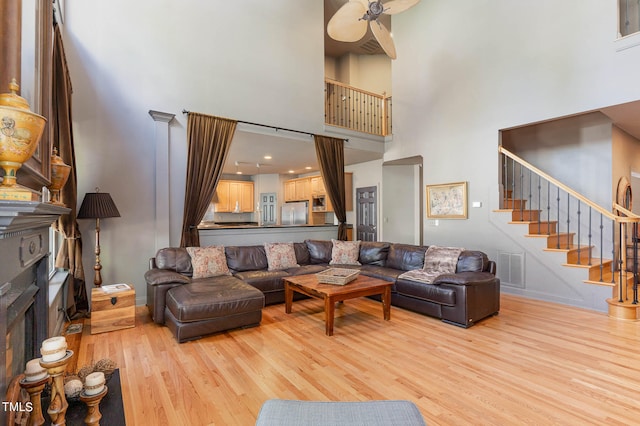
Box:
75, 294, 640, 425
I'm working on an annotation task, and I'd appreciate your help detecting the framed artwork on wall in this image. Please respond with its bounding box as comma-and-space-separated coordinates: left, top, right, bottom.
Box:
426, 181, 468, 219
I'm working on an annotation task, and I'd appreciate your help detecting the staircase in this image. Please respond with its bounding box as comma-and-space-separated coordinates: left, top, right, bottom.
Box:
499, 147, 640, 320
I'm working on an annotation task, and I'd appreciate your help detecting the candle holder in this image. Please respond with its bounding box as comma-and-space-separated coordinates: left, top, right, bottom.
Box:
79, 386, 108, 426
19, 375, 50, 426
39, 350, 73, 426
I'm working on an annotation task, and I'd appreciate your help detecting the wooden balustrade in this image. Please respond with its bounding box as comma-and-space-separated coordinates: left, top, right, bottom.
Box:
499, 146, 640, 318
324, 79, 391, 136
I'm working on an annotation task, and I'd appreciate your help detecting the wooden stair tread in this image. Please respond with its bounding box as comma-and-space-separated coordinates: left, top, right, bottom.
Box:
563, 260, 613, 269
543, 245, 589, 252
583, 279, 616, 287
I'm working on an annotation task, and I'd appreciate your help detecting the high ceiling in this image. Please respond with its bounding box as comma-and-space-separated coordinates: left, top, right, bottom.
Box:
221, 1, 389, 176
324, 0, 388, 58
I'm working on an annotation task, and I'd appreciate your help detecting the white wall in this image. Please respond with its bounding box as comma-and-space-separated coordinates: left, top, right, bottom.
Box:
390, 0, 640, 310
63, 0, 325, 304
61, 1, 640, 312
502, 112, 614, 207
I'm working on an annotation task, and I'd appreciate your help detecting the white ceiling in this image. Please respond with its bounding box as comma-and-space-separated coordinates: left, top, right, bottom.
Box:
222, 126, 384, 176
221, 0, 388, 177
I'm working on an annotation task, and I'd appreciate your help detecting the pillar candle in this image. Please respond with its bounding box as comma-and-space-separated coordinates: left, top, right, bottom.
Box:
40, 336, 67, 362
24, 358, 47, 382
84, 372, 105, 396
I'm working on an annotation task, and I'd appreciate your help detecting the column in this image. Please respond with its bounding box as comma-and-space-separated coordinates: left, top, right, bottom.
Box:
148, 110, 175, 251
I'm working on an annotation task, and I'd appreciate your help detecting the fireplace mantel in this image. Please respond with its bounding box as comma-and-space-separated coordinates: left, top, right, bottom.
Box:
0, 200, 70, 233
0, 200, 69, 423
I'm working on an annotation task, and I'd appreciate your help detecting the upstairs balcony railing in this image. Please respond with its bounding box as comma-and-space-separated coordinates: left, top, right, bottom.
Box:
324, 79, 392, 137
499, 146, 639, 307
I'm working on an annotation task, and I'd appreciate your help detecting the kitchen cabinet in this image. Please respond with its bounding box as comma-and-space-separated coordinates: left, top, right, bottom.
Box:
214, 180, 254, 212
284, 178, 310, 202
309, 173, 353, 212
295, 178, 310, 200
310, 176, 326, 195
284, 180, 296, 202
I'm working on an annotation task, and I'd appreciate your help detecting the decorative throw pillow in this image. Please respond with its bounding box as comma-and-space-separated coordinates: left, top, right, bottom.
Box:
264, 242, 300, 271
329, 239, 361, 265
186, 246, 231, 279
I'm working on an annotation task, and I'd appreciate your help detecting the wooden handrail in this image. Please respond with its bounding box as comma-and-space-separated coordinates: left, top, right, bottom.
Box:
613, 203, 640, 219
324, 78, 390, 100
500, 146, 619, 220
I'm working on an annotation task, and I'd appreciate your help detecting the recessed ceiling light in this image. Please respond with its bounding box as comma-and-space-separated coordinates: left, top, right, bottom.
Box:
304, 166, 312, 170
236, 171, 242, 175
288, 170, 294, 174
263, 155, 272, 160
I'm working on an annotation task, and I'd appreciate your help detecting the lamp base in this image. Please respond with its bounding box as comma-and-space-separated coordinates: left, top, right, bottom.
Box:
0, 184, 40, 201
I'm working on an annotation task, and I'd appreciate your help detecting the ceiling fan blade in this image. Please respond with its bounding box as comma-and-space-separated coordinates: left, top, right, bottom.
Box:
382, 0, 420, 15
327, 1, 368, 42
370, 20, 396, 59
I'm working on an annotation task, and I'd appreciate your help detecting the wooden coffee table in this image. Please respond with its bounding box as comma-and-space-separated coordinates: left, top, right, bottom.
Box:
284, 273, 392, 336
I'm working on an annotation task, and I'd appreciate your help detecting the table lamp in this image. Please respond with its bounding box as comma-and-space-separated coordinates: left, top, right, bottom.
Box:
77, 188, 121, 287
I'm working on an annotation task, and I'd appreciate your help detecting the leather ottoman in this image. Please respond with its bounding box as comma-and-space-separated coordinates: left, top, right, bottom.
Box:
164, 276, 265, 343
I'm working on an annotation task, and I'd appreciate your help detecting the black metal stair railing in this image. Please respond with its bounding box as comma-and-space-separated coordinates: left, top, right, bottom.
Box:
499, 147, 640, 301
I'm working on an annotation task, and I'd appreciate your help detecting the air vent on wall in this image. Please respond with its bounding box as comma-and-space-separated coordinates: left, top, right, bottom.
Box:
497, 251, 525, 289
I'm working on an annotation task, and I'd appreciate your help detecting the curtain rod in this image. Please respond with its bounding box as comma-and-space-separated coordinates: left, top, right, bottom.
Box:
181, 109, 348, 142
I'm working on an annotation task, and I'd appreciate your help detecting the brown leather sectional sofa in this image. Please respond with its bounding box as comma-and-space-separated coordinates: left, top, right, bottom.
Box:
145, 240, 500, 342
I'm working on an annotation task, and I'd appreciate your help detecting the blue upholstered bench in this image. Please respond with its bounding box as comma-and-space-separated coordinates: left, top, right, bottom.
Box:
255, 399, 426, 426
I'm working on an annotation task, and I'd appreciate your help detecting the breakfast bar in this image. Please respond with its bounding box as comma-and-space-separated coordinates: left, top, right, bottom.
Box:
198, 223, 339, 246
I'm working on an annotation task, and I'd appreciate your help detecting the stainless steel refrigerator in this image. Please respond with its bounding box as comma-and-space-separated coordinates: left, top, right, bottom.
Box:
281, 201, 308, 225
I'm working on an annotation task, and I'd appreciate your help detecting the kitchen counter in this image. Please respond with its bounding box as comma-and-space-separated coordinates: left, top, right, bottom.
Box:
198, 223, 338, 246
198, 223, 335, 230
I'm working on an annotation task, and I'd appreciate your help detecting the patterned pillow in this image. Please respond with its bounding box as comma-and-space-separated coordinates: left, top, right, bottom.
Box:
186, 246, 231, 279
264, 242, 300, 271
329, 239, 361, 265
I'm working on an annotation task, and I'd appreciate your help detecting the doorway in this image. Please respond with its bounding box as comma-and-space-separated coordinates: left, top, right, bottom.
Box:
381, 156, 423, 245
259, 193, 277, 225
356, 186, 378, 241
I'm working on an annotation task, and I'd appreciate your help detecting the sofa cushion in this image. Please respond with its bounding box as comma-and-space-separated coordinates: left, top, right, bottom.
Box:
144, 269, 190, 286
385, 244, 428, 271
305, 240, 333, 264
225, 246, 269, 272
395, 279, 456, 306
186, 246, 231, 279
330, 239, 361, 265
285, 264, 327, 276
359, 242, 390, 266
233, 270, 290, 293
264, 242, 300, 271
456, 251, 489, 273
155, 247, 193, 276
293, 242, 311, 265
359, 265, 401, 290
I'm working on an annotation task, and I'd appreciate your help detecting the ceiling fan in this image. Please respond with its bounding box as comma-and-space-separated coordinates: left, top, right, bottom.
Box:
327, 0, 420, 59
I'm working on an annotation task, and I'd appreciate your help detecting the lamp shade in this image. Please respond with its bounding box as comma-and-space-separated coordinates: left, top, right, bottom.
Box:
77, 192, 120, 219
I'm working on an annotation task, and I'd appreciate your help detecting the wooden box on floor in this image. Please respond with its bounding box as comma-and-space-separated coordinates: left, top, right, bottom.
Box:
91, 287, 135, 334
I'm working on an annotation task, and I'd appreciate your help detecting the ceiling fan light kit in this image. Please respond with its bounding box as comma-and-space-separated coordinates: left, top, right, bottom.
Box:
327, 0, 420, 59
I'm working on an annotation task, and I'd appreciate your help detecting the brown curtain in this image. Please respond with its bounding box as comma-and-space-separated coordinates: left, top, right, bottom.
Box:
314, 135, 347, 240
180, 113, 236, 247
52, 23, 88, 318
